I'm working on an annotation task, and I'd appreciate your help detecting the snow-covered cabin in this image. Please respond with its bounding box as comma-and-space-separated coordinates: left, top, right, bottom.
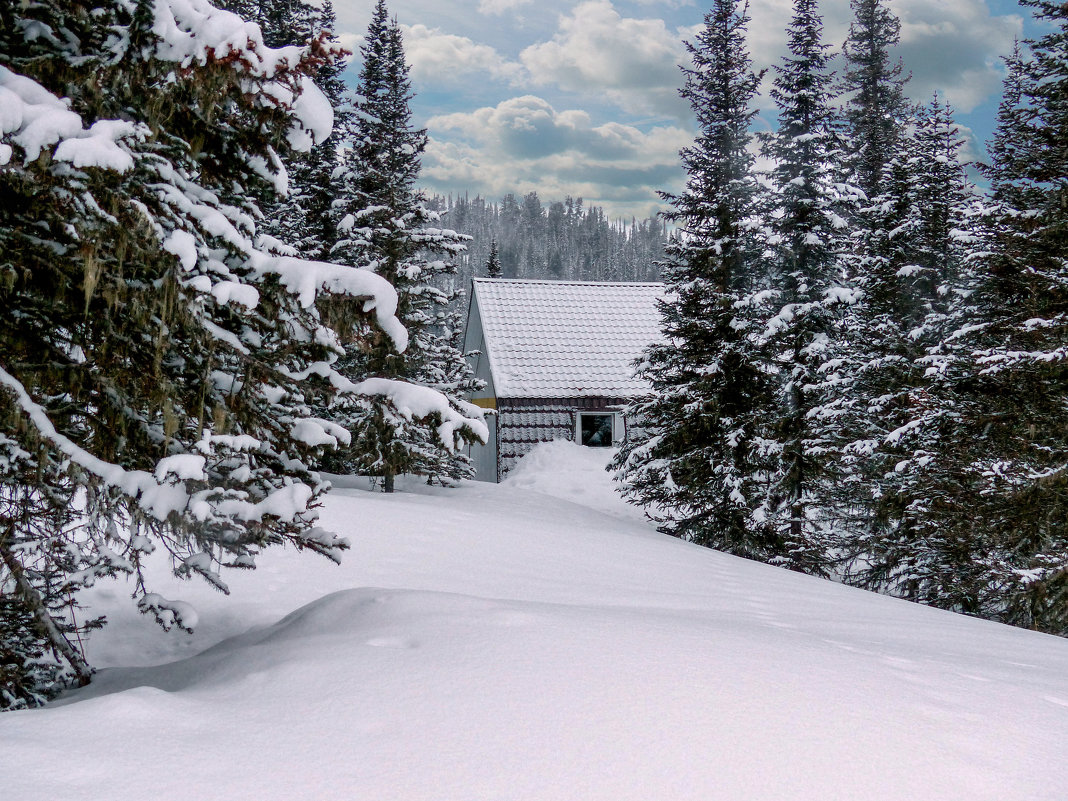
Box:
463, 278, 664, 482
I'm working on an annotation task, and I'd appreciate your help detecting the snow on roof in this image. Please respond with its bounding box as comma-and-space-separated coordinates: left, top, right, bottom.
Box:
471, 278, 664, 399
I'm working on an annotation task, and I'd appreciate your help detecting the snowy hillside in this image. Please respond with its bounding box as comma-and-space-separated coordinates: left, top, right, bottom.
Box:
4, 442, 1068, 801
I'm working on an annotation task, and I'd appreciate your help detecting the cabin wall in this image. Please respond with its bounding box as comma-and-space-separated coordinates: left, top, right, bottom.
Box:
495, 396, 627, 481
468, 414, 498, 482
463, 289, 500, 482
463, 296, 496, 405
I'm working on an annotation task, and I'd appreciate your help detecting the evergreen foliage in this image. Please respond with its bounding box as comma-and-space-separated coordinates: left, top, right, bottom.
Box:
910, 3, 1068, 632
433, 192, 667, 285
613, 0, 776, 558
756, 0, 854, 575
605, 0, 1067, 635
0, 0, 481, 702
485, 240, 503, 278
836, 100, 975, 596
325, 0, 481, 491
218, 0, 349, 261
839, 0, 909, 198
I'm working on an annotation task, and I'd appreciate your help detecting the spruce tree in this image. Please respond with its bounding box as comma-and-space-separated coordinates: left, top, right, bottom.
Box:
485, 240, 503, 278
836, 99, 974, 595
613, 0, 776, 558
757, 0, 853, 575
218, 0, 349, 261
0, 0, 480, 702
917, 3, 1068, 632
269, 1, 350, 262
326, 1, 482, 492
839, 0, 909, 198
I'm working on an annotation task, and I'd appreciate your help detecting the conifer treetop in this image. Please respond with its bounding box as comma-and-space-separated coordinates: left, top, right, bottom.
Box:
840, 0, 910, 197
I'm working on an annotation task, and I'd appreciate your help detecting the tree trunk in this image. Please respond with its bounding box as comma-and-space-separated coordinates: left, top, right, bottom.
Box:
0, 524, 93, 687
383, 471, 395, 493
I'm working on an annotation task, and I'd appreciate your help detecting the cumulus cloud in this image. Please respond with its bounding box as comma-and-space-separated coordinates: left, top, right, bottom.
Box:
328, 0, 1021, 218
401, 24, 523, 84
632, 0, 697, 7
424, 95, 689, 217
478, 0, 534, 14
892, 0, 1021, 113
519, 0, 691, 119
742, 0, 1018, 114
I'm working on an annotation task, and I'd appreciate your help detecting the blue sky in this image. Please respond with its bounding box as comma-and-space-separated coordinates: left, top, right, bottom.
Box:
330, 0, 1040, 218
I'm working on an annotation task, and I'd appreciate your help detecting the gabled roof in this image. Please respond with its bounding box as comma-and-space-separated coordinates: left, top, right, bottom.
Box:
470, 278, 664, 399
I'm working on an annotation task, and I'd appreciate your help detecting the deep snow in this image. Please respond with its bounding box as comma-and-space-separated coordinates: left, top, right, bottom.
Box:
3, 441, 1068, 800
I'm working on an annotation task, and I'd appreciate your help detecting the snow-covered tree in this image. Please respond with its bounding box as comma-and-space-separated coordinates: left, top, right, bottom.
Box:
0, 0, 482, 703
911, 4, 1068, 633
613, 1, 777, 558
835, 99, 975, 594
838, 0, 909, 199
326, 0, 482, 492
217, 0, 348, 262
485, 240, 503, 278
431, 193, 666, 285
757, 0, 854, 575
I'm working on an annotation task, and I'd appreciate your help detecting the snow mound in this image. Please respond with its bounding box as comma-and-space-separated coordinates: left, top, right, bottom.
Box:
3, 462, 1068, 800
505, 440, 643, 522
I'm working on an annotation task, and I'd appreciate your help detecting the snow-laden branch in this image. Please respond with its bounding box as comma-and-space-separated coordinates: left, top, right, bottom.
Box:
247, 252, 408, 351
148, 0, 332, 151
0, 366, 184, 520
148, 0, 302, 75
0, 66, 142, 169
0, 367, 324, 526
352, 378, 489, 451
287, 363, 489, 450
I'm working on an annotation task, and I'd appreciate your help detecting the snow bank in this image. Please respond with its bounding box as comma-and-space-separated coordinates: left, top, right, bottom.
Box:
4, 424, 1067, 801
505, 439, 645, 523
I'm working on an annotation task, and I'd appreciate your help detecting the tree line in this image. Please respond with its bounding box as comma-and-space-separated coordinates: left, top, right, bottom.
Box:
429, 193, 667, 286
615, 0, 1068, 636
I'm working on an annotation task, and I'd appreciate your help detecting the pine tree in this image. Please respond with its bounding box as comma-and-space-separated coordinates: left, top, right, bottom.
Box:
757, 0, 853, 575
837, 99, 975, 595
326, 1, 482, 492
839, 0, 909, 199
914, 3, 1068, 632
218, 0, 349, 261
485, 240, 503, 278
272, 1, 350, 262
0, 0, 481, 702
613, 0, 776, 558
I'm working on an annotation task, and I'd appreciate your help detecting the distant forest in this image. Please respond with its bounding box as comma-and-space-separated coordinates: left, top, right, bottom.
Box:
428, 193, 668, 287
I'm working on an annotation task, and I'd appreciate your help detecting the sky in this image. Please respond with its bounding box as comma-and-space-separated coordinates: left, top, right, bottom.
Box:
328, 0, 1041, 219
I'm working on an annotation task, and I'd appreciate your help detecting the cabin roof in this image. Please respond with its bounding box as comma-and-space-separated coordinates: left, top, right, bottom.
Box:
469, 278, 664, 399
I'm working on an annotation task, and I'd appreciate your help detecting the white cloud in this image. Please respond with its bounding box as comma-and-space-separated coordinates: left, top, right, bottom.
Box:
519, 0, 691, 118
892, 0, 1021, 113
334, 31, 363, 68
325, 0, 1021, 217
632, 0, 696, 7
478, 0, 534, 14
424, 95, 690, 217
401, 24, 524, 84
741, 0, 1019, 116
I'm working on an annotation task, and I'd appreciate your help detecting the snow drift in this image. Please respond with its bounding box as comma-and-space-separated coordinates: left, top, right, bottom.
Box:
2, 442, 1066, 800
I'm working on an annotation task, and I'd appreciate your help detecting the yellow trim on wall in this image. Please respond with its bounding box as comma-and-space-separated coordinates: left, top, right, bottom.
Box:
470, 397, 497, 410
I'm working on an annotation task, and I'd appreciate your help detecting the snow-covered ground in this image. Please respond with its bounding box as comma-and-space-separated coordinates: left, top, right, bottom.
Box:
4, 441, 1068, 800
